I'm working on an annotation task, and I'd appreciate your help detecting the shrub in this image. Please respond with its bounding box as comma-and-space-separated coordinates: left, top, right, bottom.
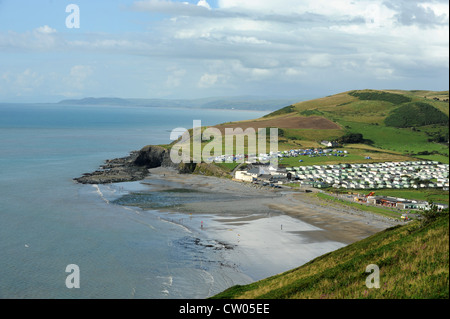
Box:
263, 105, 295, 118
385, 102, 449, 128
349, 91, 412, 105
337, 132, 373, 145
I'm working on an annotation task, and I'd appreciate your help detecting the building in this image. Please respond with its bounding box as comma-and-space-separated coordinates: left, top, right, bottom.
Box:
321, 140, 339, 147
234, 171, 255, 182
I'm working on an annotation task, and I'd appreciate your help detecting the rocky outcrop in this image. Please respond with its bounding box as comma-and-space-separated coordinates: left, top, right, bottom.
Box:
74, 145, 177, 184
74, 150, 144, 184
74, 144, 230, 184
133, 145, 177, 169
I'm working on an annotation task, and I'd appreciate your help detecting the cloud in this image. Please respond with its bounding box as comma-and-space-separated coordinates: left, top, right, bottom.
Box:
384, 0, 449, 26
197, 0, 211, 10
34, 25, 57, 34
198, 73, 219, 88
301, 54, 332, 68
0, 69, 45, 97
131, 0, 212, 17
0, 25, 58, 51
0, 0, 448, 101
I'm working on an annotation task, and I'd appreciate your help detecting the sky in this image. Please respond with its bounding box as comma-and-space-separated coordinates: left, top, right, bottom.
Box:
0, 0, 448, 102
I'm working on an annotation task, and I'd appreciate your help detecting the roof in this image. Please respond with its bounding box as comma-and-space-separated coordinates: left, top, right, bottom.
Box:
247, 167, 261, 174
259, 174, 272, 180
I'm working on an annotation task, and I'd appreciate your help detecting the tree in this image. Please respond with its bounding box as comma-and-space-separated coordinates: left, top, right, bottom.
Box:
337, 133, 364, 144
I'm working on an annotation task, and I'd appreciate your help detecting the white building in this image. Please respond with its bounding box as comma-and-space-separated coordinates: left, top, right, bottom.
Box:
234, 171, 255, 182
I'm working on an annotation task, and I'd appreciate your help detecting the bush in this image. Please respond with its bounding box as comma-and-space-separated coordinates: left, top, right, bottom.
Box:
349, 91, 412, 105
419, 205, 448, 228
263, 105, 295, 118
385, 102, 449, 128
265, 127, 285, 137
337, 132, 372, 145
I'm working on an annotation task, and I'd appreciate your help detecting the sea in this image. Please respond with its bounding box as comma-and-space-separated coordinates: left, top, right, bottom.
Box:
0, 103, 351, 300
0, 103, 272, 299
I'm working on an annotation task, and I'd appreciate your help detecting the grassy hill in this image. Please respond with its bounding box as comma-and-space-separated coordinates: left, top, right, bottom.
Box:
164, 89, 449, 176
159, 90, 449, 299
212, 212, 449, 299
230, 89, 449, 162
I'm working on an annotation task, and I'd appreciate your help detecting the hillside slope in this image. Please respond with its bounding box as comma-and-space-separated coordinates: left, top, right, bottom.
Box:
218, 89, 449, 162
212, 213, 449, 299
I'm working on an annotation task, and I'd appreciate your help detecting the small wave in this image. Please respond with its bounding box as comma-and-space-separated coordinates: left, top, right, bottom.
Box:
158, 216, 192, 234
122, 206, 141, 216
103, 184, 118, 194
157, 275, 173, 286
92, 185, 159, 231
161, 289, 169, 296
92, 184, 110, 204
200, 269, 215, 297
157, 275, 173, 296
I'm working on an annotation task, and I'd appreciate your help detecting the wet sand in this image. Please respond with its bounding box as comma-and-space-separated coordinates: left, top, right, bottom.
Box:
144, 167, 399, 245
121, 167, 403, 282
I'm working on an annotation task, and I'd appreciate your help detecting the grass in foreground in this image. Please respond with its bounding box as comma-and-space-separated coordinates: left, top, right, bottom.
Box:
212, 213, 449, 299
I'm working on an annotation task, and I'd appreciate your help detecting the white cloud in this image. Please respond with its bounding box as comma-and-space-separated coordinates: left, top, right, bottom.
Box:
131, 0, 211, 16
301, 54, 332, 68
0, 0, 448, 101
198, 73, 219, 88
218, 0, 376, 18
197, 0, 211, 10
285, 68, 306, 77
35, 25, 57, 34
226, 35, 270, 45
0, 69, 44, 97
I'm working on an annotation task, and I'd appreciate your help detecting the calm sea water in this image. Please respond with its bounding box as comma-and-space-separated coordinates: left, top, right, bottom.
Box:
0, 103, 268, 299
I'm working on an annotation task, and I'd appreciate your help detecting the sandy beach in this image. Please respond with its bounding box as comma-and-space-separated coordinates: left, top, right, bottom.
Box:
144, 167, 399, 243
129, 167, 401, 281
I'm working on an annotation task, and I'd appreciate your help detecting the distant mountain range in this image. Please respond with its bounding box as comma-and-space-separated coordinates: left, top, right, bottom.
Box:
57, 96, 305, 111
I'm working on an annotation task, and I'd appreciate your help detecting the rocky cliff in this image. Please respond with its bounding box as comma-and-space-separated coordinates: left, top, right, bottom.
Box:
133, 145, 175, 169
74, 145, 175, 184
74, 144, 231, 184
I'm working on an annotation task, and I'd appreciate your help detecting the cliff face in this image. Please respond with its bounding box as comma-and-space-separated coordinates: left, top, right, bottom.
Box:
74, 145, 186, 184
74, 145, 228, 184
133, 145, 176, 169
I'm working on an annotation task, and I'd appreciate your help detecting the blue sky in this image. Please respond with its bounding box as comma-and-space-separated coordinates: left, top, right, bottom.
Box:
0, 0, 448, 102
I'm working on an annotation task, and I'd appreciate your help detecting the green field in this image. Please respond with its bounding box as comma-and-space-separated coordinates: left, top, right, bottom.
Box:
316, 193, 403, 219
357, 189, 449, 204
340, 121, 449, 156
275, 90, 449, 164
282, 128, 344, 143
279, 145, 414, 167
280, 152, 371, 167
169, 89, 448, 177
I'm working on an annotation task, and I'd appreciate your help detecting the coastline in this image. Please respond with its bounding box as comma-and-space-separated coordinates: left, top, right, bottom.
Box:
144, 167, 399, 243
74, 150, 402, 289
112, 166, 400, 283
